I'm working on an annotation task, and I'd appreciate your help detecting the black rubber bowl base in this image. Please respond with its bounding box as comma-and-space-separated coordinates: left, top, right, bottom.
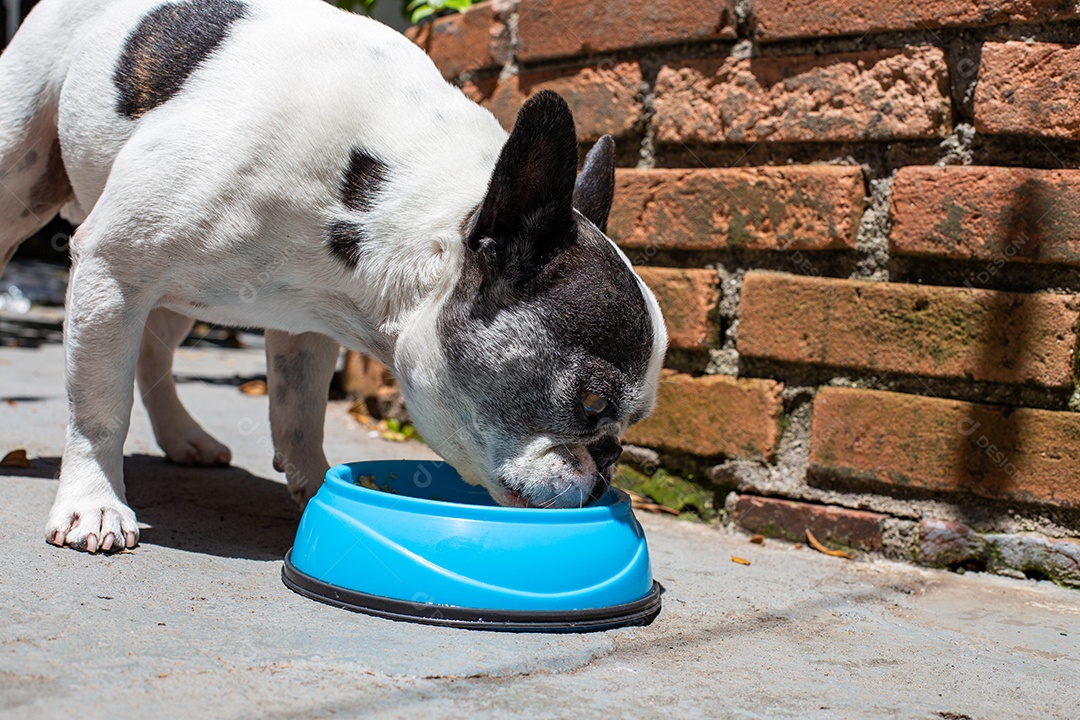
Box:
282, 550, 662, 633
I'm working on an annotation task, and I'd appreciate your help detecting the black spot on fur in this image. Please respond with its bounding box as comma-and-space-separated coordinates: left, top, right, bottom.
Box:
340, 149, 389, 213
324, 220, 366, 269
324, 149, 389, 267
114, 0, 248, 120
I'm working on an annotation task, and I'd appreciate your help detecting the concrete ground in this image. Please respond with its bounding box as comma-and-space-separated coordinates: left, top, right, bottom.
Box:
1, 312, 1078, 719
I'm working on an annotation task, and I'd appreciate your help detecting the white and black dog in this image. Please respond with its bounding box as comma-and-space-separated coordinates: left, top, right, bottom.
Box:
0, 0, 666, 553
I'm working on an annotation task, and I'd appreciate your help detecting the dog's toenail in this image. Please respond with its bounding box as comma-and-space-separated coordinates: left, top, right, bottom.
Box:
125, 531, 138, 548
102, 533, 115, 551
86, 534, 98, 553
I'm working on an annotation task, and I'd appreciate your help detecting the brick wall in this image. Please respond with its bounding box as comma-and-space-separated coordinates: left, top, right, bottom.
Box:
410, 0, 1080, 587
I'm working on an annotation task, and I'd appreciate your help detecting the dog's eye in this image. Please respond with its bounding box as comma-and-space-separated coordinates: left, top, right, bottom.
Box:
581, 391, 608, 416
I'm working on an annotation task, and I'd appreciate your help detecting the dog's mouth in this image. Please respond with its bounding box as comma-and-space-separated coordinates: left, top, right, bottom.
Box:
501, 488, 533, 508
492, 480, 536, 508
490, 442, 614, 509
493, 478, 599, 509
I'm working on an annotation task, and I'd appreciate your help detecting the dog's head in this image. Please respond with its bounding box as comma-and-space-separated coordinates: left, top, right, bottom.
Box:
396, 90, 666, 508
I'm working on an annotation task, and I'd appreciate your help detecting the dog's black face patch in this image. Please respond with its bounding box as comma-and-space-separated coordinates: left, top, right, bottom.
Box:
325, 149, 389, 267
449, 91, 650, 416
114, 0, 248, 120
438, 91, 652, 442
439, 217, 652, 442
534, 222, 650, 381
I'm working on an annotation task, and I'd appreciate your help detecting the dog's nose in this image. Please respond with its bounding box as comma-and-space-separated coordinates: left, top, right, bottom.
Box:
588, 435, 622, 474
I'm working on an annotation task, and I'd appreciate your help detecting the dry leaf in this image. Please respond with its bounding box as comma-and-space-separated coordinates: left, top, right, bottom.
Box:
731, 555, 751, 566
794, 543, 804, 549
239, 379, 268, 396
346, 400, 376, 427
1, 449, 31, 468
626, 489, 680, 515
749, 534, 765, 544
806, 529, 854, 559
632, 500, 680, 516
626, 492, 673, 515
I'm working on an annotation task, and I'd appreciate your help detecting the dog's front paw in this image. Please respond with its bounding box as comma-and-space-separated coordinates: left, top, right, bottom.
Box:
271, 452, 328, 510
160, 426, 231, 467
45, 497, 139, 553
289, 479, 322, 510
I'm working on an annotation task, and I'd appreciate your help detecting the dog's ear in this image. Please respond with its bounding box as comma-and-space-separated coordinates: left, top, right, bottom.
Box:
573, 135, 615, 233
470, 90, 578, 286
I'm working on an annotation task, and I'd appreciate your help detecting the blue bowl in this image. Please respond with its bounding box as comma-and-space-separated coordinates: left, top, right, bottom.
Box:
283, 460, 661, 632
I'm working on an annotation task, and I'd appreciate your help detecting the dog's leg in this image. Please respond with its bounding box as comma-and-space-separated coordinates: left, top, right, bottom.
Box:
46, 230, 147, 553
0, 0, 80, 271
265, 331, 339, 507
137, 307, 232, 466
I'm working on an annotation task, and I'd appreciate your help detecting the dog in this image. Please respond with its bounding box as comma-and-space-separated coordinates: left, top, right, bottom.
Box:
0, 0, 667, 553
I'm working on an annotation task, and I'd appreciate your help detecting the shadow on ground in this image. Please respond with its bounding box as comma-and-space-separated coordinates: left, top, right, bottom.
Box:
2, 453, 300, 561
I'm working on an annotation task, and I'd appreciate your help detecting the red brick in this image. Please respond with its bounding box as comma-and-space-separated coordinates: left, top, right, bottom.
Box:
624, 371, 783, 460
976, 42, 1080, 139
732, 495, 887, 551
468, 63, 643, 142
810, 387, 1080, 507
752, 0, 1080, 42
408, 2, 508, 80
737, 272, 1080, 388
653, 47, 951, 144
460, 74, 499, 105
517, 0, 735, 62
609, 166, 865, 253
917, 519, 986, 566
891, 166, 1080, 266
915, 520, 1080, 586
634, 267, 719, 351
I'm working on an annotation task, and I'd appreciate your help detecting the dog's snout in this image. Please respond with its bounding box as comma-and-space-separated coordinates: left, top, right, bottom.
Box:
588, 475, 612, 504
588, 435, 622, 473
